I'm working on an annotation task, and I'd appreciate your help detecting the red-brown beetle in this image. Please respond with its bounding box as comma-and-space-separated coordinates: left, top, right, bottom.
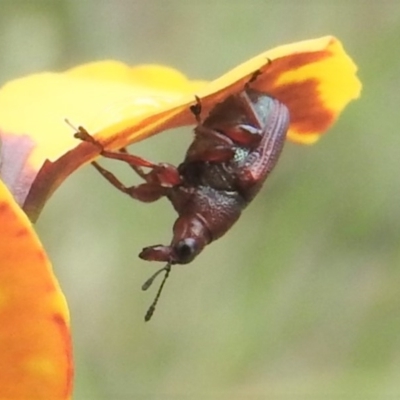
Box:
74, 76, 290, 321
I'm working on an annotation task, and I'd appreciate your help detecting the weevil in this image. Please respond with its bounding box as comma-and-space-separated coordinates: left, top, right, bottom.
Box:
74, 75, 290, 321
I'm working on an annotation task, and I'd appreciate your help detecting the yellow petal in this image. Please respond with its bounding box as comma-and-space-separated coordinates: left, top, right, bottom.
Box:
0, 62, 206, 218
0, 36, 360, 221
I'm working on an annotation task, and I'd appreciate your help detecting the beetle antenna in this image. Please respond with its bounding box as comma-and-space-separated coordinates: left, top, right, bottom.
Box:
141, 264, 169, 291
142, 263, 172, 322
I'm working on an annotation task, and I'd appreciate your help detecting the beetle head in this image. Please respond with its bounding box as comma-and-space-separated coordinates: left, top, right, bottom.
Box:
140, 216, 211, 321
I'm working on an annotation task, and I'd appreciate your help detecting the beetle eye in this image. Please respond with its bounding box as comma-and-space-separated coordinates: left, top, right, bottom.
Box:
174, 238, 197, 264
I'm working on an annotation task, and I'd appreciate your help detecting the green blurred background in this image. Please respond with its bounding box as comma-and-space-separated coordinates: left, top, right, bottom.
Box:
2, 0, 400, 398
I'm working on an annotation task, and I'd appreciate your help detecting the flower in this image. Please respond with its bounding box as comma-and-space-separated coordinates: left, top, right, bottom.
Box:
0, 36, 361, 398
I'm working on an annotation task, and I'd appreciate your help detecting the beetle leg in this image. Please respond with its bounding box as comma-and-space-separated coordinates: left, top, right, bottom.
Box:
190, 95, 202, 124
74, 126, 158, 169
75, 125, 182, 188
106, 147, 181, 187
217, 87, 274, 148
219, 124, 263, 148
187, 124, 235, 163
118, 147, 147, 179
236, 90, 264, 131
142, 163, 182, 187
245, 69, 263, 88
196, 120, 262, 151
92, 161, 170, 202
194, 124, 234, 145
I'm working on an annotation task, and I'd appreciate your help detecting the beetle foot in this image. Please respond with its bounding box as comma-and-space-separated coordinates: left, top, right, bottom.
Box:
73, 126, 103, 150
190, 95, 202, 123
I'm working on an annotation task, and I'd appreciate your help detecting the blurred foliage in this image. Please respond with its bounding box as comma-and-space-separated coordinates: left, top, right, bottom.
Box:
2, 0, 400, 398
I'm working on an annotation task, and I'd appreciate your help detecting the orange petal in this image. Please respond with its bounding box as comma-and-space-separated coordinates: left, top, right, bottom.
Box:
259, 37, 361, 144
0, 180, 72, 400
194, 35, 361, 144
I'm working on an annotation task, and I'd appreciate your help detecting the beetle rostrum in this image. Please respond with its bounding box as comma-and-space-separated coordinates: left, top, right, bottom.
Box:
74, 80, 290, 321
